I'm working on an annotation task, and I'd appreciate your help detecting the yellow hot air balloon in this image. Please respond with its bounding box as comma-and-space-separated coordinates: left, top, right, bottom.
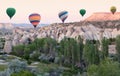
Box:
110, 6, 116, 14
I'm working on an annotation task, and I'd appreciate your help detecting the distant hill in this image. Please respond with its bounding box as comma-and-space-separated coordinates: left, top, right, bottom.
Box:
0, 23, 14, 29
85, 12, 120, 21
13, 23, 49, 28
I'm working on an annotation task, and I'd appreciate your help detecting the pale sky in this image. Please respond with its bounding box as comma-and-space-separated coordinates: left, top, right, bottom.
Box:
0, 0, 120, 24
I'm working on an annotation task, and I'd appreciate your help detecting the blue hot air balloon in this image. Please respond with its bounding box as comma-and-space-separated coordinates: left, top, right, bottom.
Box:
58, 11, 68, 23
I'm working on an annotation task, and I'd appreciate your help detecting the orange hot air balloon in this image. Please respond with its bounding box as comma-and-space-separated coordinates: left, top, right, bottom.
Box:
29, 13, 41, 28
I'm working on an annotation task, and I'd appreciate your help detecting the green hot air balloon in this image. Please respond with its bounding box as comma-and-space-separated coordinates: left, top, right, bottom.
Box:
79, 9, 86, 16
6, 7, 16, 19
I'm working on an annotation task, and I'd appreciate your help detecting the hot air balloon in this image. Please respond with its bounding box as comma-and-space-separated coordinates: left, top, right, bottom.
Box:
58, 11, 68, 23
79, 9, 86, 17
29, 13, 41, 28
6, 7, 16, 19
110, 6, 116, 14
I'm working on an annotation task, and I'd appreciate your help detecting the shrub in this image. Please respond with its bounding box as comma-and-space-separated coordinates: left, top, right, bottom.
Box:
8, 59, 27, 73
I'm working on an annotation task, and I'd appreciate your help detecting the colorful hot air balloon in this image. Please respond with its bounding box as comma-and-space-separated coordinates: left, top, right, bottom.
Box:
6, 7, 16, 19
29, 13, 41, 28
58, 11, 68, 23
79, 9, 86, 16
110, 6, 116, 14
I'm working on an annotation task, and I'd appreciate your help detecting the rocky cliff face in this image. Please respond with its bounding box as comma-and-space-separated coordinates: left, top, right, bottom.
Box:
9, 21, 119, 54
3, 12, 120, 53
3, 35, 12, 53
3, 21, 118, 53
0, 23, 14, 53
11, 20, 120, 45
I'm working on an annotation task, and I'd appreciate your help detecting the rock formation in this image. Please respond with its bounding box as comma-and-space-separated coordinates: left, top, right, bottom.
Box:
85, 12, 120, 21
3, 35, 12, 53
2, 12, 120, 54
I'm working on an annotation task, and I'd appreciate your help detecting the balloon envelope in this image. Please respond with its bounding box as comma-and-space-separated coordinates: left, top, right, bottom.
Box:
58, 11, 68, 23
6, 7, 16, 19
110, 6, 116, 14
29, 13, 41, 28
79, 9, 86, 16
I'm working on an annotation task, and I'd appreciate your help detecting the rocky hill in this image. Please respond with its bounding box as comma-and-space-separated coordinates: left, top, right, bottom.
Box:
12, 20, 120, 44
3, 12, 120, 53
85, 12, 120, 21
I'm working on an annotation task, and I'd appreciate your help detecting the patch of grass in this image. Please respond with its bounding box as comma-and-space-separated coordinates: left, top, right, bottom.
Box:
0, 55, 22, 62
31, 62, 58, 73
0, 65, 7, 71
31, 62, 70, 73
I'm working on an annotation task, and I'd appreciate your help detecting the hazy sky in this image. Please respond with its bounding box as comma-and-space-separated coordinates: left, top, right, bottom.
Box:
0, 0, 120, 24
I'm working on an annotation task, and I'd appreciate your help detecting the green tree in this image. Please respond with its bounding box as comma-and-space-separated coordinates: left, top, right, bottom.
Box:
59, 38, 80, 68
83, 40, 93, 65
30, 50, 40, 61
77, 36, 84, 62
38, 37, 57, 55
116, 35, 120, 62
60, 38, 71, 64
69, 38, 79, 68
57, 38, 66, 66
33, 38, 45, 52
24, 43, 36, 59
83, 40, 100, 65
101, 37, 109, 60
94, 44, 100, 65
12, 45, 25, 57
87, 59, 120, 76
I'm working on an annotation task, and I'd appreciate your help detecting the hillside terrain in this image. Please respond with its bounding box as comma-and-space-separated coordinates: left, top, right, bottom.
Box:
0, 12, 120, 76
0, 12, 120, 53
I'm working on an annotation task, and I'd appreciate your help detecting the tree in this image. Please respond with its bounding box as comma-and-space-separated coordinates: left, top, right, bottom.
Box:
94, 44, 100, 65
87, 59, 120, 76
23, 46, 31, 60
116, 35, 120, 62
12, 45, 25, 57
83, 40, 93, 65
23, 44, 36, 60
37, 37, 57, 55
57, 38, 66, 66
60, 38, 71, 65
69, 38, 79, 68
77, 36, 84, 62
101, 37, 109, 60
33, 38, 45, 52
83, 40, 100, 65
59, 38, 80, 68
30, 50, 40, 61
